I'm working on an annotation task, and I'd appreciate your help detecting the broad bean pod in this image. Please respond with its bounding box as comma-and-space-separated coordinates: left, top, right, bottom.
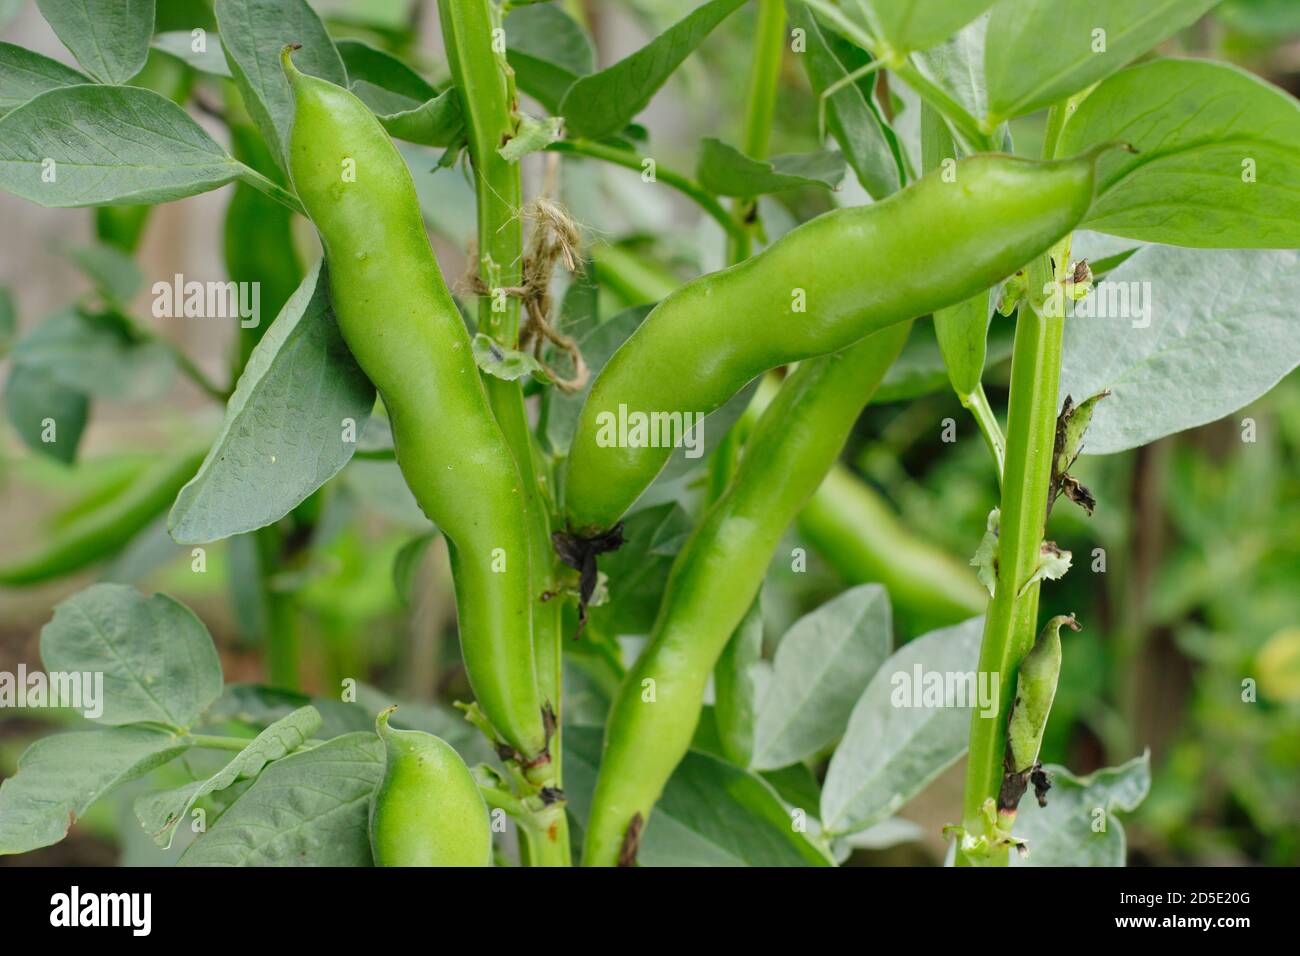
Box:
283, 51, 548, 764
564, 152, 1103, 536
582, 323, 911, 866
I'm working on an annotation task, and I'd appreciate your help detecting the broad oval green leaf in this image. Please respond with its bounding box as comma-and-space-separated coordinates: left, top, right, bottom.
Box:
169, 262, 376, 544
821, 616, 984, 835
985, 0, 1221, 121
336, 38, 436, 109
0, 725, 187, 856
788, 2, 901, 199
1058, 245, 1300, 455
558, 0, 747, 140
697, 138, 846, 197
135, 706, 322, 848
505, 2, 595, 114
36, 0, 156, 84
0, 40, 90, 116
0, 85, 243, 207
858, 0, 998, 55
39, 583, 224, 727
751, 585, 893, 771
3, 362, 88, 463
1058, 58, 1300, 248
214, 0, 345, 169
178, 732, 383, 866
1009, 753, 1151, 866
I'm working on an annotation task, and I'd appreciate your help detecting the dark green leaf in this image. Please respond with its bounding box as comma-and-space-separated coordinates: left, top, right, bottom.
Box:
40, 583, 224, 727
505, 3, 594, 113
3, 362, 88, 463
788, 3, 901, 199
215, 0, 346, 169
558, 0, 747, 140
37, 0, 156, 84
1059, 59, 1300, 248
0, 40, 91, 116
169, 262, 376, 543
0, 86, 243, 207
178, 732, 382, 866
0, 726, 187, 855
10, 308, 174, 401
697, 138, 846, 197
985, 0, 1221, 121
336, 37, 435, 109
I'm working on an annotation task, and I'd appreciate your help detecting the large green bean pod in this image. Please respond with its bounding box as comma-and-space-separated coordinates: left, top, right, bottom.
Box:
0, 446, 204, 586
282, 51, 547, 762
564, 152, 1102, 536
581, 323, 912, 866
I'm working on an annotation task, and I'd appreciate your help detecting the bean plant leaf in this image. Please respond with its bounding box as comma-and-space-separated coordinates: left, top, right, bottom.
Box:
0, 85, 245, 207
153, 30, 233, 78
170, 262, 375, 543
178, 732, 383, 866
59, 241, 143, 305
856, 0, 998, 55
505, 2, 595, 114
214, 0, 346, 169
36, 0, 156, 84
375, 90, 464, 149
135, 706, 323, 849
11, 308, 174, 402
713, 598, 765, 767
912, 11, 996, 127
1009, 752, 1151, 866
498, 113, 565, 162
0, 726, 188, 856
821, 616, 984, 835
872, 316, 1014, 404
0, 40, 91, 116
697, 138, 846, 197
984, 0, 1221, 121
39, 583, 224, 728
751, 585, 892, 771
3, 363, 88, 463
1058, 245, 1300, 455
788, 3, 901, 199
336, 38, 436, 109
563, 726, 830, 866
558, 0, 747, 140
472, 331, 548, 381
1058, 59, 1300, 249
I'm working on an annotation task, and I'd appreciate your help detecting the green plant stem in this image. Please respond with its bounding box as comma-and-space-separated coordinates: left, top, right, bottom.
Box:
727, 0, 786, 263
239, 167, 307, 216
166, 338, 230, 402
892, 59, 996, 153
956, 253, 1061, 866
259, 523, 300, 692
439, 0, 568, 866
546, 139, 746, 244
963, 384, 1006, 481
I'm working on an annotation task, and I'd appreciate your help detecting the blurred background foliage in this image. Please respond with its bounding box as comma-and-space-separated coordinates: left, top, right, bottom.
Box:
1, 0, 1298, 865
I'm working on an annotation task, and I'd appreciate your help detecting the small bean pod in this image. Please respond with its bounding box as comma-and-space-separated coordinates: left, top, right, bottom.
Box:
564, 152, 1103, 536
582, 323, 911, 866
369, 707, 492, 867
283, 51, 548, 763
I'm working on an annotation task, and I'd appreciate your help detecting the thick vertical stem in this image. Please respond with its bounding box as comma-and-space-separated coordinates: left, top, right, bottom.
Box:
957, 253, 1062, 866
439, 0, 569, 865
